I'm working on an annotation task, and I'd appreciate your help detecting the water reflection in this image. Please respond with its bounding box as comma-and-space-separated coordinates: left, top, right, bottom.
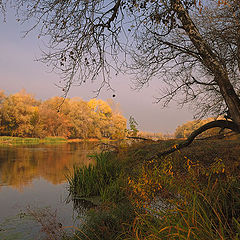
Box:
0, 142, 101, 239
0, 142, 98, 191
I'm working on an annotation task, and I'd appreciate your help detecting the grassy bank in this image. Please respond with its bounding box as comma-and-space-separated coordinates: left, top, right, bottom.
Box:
0, 136, 67, 145
66, 139, 240, 240
67, 151, 135, 240
0, 136, 120, 146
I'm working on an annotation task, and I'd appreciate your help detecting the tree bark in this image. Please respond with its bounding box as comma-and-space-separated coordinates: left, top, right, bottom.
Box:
171, 0, 240, 131
148, 120, 239, 160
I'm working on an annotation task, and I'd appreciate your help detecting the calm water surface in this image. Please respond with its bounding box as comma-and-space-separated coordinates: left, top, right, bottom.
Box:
0, 142, 99, 239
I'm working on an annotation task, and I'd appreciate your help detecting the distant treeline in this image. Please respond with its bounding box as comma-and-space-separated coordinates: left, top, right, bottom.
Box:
138, 131, 173, 140
0, 90, 126, 139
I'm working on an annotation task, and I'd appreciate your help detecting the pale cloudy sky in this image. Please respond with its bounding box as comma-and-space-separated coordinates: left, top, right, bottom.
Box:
0, 9, 194, 134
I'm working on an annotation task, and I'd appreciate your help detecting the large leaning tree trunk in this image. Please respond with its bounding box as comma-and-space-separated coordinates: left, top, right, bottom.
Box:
148, 120, 239, 160
147, 0, 240, 159
172, 0, 240, 132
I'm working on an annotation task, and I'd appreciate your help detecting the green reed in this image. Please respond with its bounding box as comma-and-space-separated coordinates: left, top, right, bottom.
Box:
66, 140, 240, 240
67, 151, 124, 203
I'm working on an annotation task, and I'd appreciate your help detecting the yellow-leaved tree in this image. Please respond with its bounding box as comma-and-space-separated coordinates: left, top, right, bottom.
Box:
0, 89, 40, 137
36, 97, 72, 138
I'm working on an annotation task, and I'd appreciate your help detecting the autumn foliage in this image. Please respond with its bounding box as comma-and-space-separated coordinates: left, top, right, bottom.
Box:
0, 90, 126, 139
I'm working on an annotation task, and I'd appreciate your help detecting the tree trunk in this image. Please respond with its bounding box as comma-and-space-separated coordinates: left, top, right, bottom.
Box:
171, 0, 240, 131
148, 120, 239, 160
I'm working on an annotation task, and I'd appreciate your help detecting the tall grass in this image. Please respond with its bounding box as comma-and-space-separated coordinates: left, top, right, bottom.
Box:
67, 151, 136, 240
131, 179, 240, 239
67, 152, 125, 203
128, 150, 240, 240
66, 140, 240, 240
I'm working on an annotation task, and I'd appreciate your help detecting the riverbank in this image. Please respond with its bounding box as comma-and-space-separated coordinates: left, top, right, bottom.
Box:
66, 139, 240, 240
0, 136, 67, 145
0, 136, 118, 145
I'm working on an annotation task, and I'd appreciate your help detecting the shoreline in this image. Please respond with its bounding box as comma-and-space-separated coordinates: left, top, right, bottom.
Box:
0, 136, 118, 145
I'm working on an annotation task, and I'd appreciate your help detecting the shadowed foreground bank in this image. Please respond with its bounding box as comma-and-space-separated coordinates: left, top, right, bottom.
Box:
62, 139, 240, 240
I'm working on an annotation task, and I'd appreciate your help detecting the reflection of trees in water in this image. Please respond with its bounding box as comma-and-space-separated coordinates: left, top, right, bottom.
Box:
0, 143, 101, 191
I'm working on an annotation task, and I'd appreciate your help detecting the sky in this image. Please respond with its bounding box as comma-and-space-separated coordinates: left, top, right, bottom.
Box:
0, 9, 194, 134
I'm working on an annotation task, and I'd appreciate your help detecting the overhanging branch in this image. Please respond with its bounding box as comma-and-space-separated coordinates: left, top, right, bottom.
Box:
148, 120, 239, 160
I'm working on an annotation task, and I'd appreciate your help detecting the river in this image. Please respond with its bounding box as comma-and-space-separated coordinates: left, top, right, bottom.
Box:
0, 142, 100, 239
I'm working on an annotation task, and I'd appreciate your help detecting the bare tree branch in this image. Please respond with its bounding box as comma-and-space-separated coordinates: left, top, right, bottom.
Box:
1, 0, 240, 130
148, 120, 239, 160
